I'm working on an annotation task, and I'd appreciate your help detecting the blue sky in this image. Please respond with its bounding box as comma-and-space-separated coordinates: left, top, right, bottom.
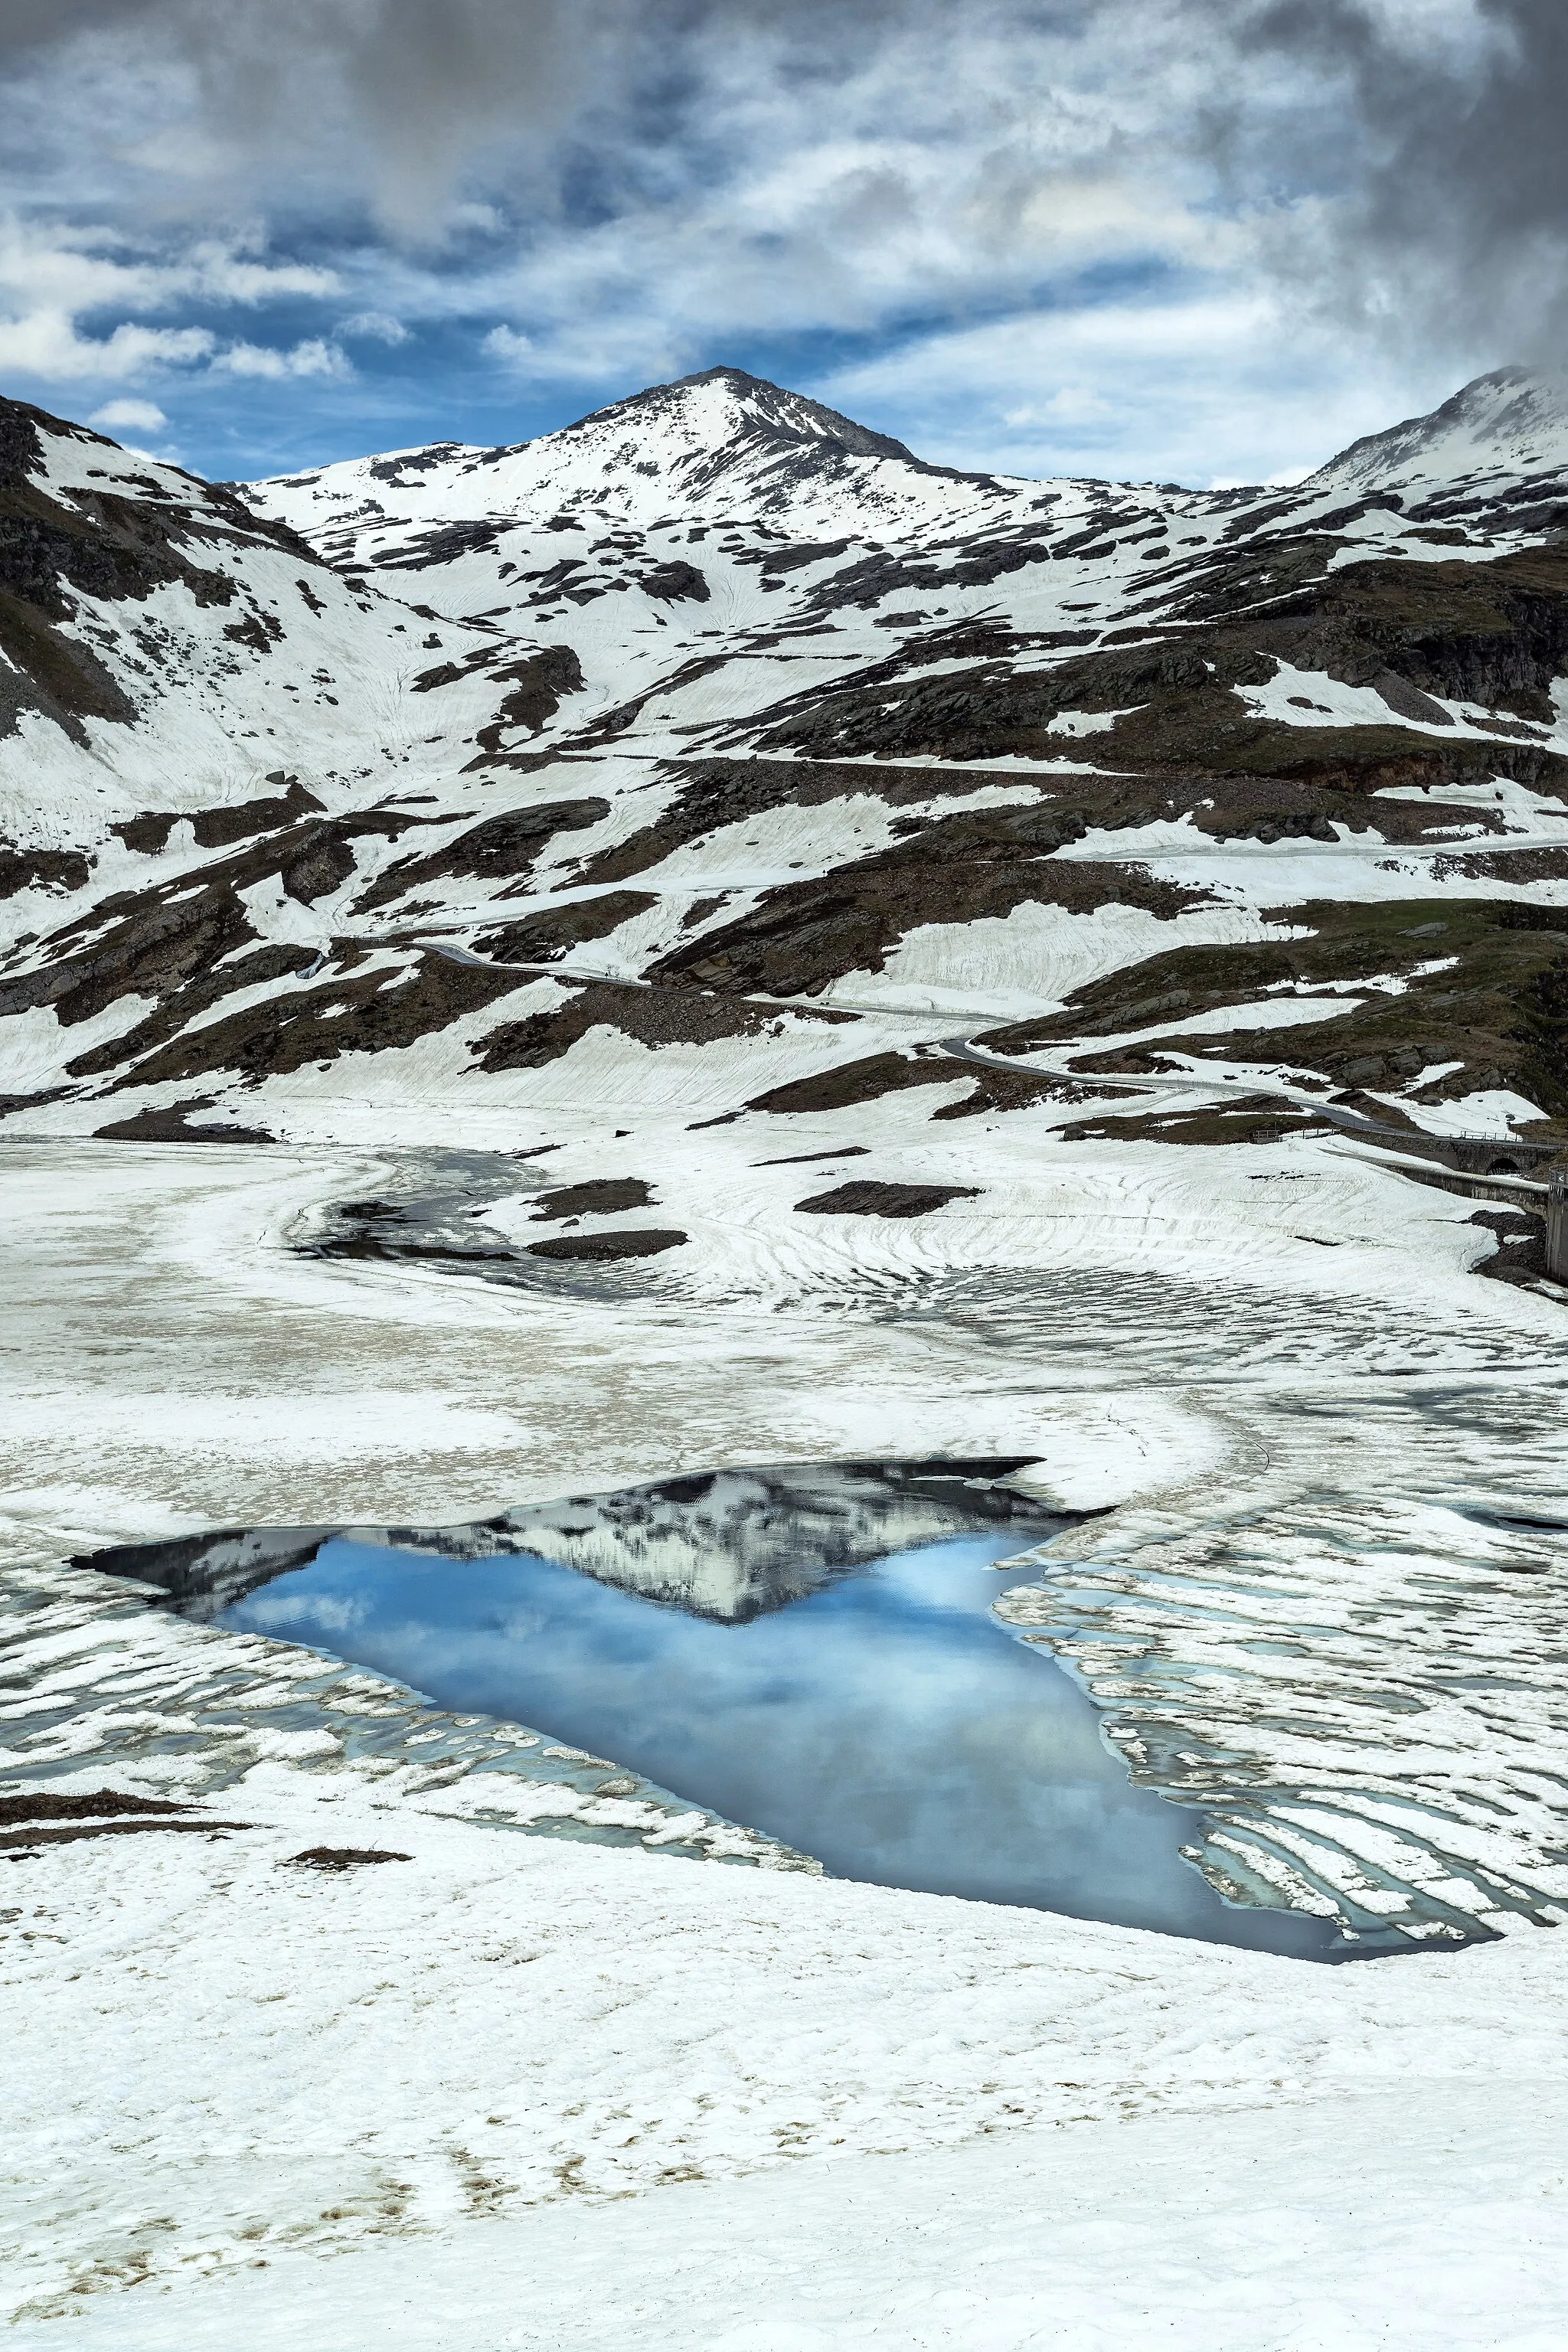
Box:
0, 2, 1559, 487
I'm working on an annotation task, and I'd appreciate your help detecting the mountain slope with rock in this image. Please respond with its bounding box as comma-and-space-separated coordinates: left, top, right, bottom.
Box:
0, 361, 1564, 1157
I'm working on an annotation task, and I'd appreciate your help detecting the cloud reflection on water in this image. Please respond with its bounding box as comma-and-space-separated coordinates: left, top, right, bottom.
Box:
229, 1531, 1338, 1956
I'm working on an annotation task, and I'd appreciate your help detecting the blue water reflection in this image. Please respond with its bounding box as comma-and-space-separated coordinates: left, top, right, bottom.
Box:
227, 1530, 1341, 1955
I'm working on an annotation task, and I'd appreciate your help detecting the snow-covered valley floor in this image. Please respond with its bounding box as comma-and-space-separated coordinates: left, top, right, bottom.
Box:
4, 1122, 1568, 2341
7, 1791, 1568, 2347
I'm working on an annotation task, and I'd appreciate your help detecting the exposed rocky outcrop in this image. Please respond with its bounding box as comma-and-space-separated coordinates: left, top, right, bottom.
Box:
352, 798, 609, 911
793, 1179, 981, 1217
3, 364, 1568, 1141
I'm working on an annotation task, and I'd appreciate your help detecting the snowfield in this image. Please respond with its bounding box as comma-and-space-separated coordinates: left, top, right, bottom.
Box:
5, 1774, 1568, 2345
5, 361, 1568, 2342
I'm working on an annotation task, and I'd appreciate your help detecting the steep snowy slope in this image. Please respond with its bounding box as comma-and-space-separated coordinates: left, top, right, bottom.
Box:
1314, 363, 1568, 496
1, 360, 1566, 1149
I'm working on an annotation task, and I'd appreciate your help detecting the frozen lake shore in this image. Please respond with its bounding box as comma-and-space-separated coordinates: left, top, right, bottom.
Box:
4, 1127, 1567, 2338
5, 1129, 1566, 1941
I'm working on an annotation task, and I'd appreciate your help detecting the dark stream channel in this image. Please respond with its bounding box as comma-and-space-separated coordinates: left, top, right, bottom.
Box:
85, 1459, 1354, 1958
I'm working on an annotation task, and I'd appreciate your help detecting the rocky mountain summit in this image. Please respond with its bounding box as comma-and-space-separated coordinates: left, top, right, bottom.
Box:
2, 362, 1566, 1155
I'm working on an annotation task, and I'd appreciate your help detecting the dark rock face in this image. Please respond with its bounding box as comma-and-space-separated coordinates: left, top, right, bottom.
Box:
0, 592, 138, 738
1469, 1207, 1549, 1287
747, 1052, 959, 1116
525, 1227, 688, 1260
529, 1177, 655, 1220
0, 393, 317, 743
279, 828, 357, 906
639, 560, 710, 603
467, 648, 588, 766
981, 898, 1568, 1120
793, 1180, 982, 1218
750, 547, 1568, 777
87, 949, 529, 1091
353, 798, 609, 911
375, 518, 502, 569
652, 828, 1207, 1001
0, 841, 91, 897
188, 777, 323, 848
470, 889, 658, 964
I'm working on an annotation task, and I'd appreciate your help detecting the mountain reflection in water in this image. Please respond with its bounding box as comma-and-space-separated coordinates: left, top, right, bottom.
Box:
198, 1465, 1348, 1958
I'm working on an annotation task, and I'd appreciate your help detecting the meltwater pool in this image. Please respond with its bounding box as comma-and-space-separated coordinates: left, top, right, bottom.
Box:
176, 1460, 1348, 1956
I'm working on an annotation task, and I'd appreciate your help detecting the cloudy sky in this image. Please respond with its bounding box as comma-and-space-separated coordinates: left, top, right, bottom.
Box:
1, 0, 1563, 486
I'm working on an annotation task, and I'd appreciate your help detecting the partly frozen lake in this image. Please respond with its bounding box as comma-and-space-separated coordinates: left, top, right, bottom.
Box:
184, 1462, 1351, 1958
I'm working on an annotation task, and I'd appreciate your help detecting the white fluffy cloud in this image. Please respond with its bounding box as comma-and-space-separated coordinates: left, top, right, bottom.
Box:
340, 310, 410, 345
0, 312, 213, 380
822, 296, 1454, 486
0, 211, 343, 386
87, 395, 167, 433
214, 337, 351, 380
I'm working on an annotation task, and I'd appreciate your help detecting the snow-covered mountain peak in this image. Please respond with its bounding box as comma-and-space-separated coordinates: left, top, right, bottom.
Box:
250, 366, 1011, 545
1313, 365, 1568, 494
557, 366, 923, 469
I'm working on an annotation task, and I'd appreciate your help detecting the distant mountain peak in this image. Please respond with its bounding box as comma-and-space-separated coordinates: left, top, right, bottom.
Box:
1314, 364, 1568, 492
593, 367, 923, 464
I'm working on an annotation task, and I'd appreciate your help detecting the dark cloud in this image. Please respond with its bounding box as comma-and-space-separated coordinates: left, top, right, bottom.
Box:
0, 2, 919, 238
7, 2, 1557, 348
1230, 0, 1568, 361
2, 1, 650, 235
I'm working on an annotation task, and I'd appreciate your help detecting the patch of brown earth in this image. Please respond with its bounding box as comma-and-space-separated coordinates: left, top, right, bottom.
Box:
746, 1051, 959, 1116
1057, 1100, 1331, 1146
793, 1179, 981, 1217
284, 1847, 412, 1870
529, 1177, 655, 1219
471, 890, 658, 963
0, 1788, 196, 1824
2, 1818, 250, 1851
526, 1228, 687, 1260
753, 1145, 872, 1165
929, 1064, 1064, 1121
472, 979, 833, 1072
93, 1097, 275, 1142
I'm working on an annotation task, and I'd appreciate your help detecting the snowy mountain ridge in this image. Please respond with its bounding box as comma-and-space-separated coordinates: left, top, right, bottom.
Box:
1, 358, 1566, 1158
253, 364, 1014, 553
1312, 364, 1568, 495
